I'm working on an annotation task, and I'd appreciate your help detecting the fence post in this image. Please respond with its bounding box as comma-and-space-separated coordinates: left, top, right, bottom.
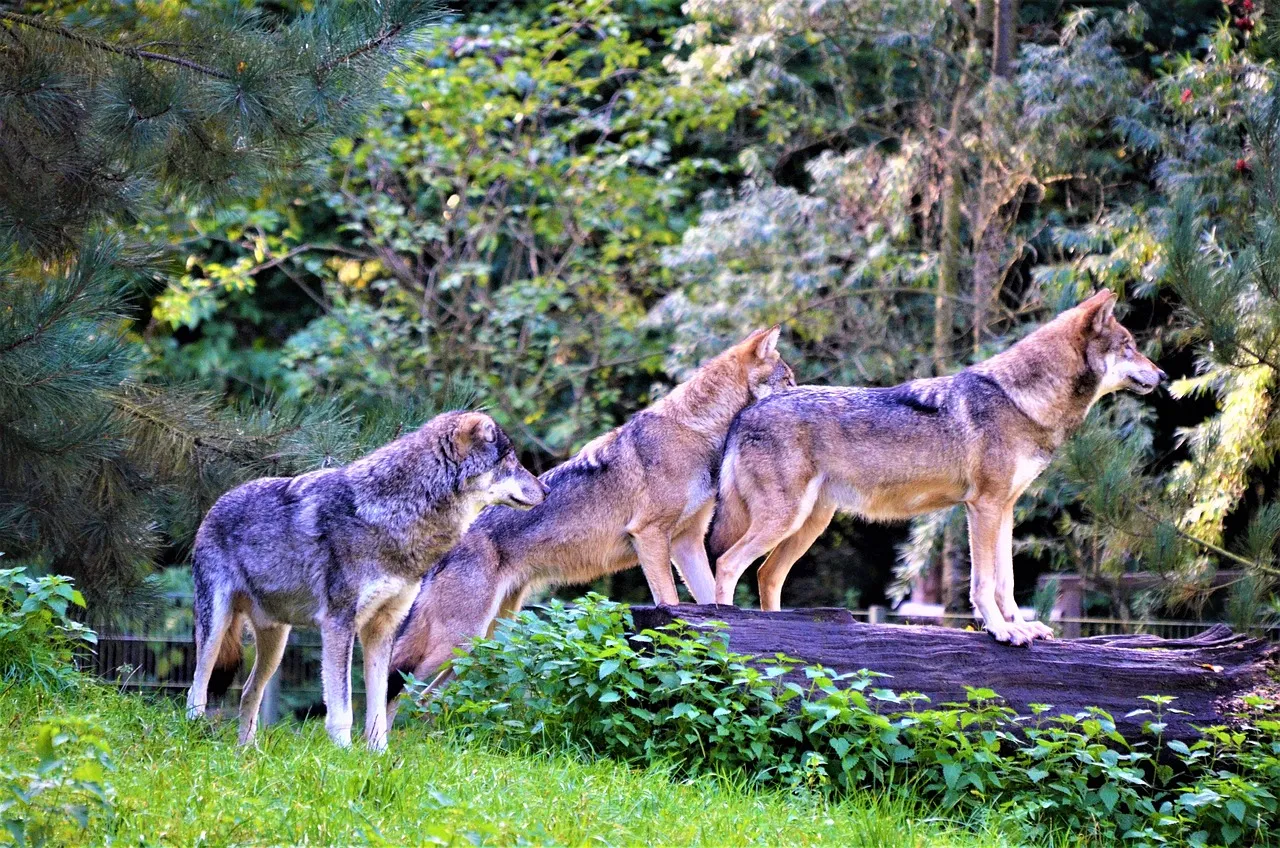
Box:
868, 605, 887, 625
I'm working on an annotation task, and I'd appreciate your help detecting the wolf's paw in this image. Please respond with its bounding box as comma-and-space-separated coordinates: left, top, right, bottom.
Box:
985, 619, 1037, 646
987, 618, 1053, 646
1022, 619, 1055, 640
366, 734, 388, 754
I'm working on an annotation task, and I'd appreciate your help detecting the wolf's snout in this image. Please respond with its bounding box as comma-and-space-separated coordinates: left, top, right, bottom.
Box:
510, 475, 546, 508
1132, 369, 1164, 394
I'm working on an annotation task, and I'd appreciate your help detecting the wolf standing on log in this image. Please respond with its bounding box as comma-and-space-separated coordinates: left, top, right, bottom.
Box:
386, 327, 796, 704
186, 411, 545, 751
709, 291, 1166, 645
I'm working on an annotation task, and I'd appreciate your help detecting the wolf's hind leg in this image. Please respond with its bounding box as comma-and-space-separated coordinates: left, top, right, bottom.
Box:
713, 508, 803, 606
319, 621, 356, 747
236, 623, 290, 746
757, 503, 835, 611
671, 501, 716, 604
187, 590, 236, 720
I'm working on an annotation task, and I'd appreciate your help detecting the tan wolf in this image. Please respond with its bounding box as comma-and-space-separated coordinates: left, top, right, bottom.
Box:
385, 327, 796, 703
708, 291, 1165, 645
186, 411, 545, 751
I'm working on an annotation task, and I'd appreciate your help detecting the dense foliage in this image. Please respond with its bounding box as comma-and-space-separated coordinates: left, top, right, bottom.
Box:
122, 0, 1280, 620
0, 1, 438, 612
0, 683, 1029, 847
419, 597, 1280, 847
4, 0, 1280, 618
0, 566, 95, 691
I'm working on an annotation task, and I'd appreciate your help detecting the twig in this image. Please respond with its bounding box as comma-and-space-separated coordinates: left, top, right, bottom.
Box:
1132, 502, 1280, 578
0, 11, 232, 80
317, 23, 404, 76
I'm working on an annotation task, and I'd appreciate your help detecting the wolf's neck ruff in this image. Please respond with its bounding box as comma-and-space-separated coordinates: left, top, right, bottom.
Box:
650, 351, 753, 449
974, 311, 1105, 446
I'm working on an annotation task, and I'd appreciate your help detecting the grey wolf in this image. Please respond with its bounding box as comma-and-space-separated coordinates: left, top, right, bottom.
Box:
708, 291, 1165, 645
385, 327, 795, 704
185, 411, 545, 750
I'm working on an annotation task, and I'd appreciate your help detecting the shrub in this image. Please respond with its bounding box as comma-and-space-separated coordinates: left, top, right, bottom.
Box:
0, 715, 115, 846
0, 566, 96, 690
411, 595, 1280, 847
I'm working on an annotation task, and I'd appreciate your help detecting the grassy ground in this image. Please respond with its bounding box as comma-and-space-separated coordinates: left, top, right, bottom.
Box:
0, 682, 1051, 847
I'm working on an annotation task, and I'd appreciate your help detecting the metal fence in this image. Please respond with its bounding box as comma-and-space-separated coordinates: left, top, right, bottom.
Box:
81, 608, 1276, 724
80, 628, 361, 721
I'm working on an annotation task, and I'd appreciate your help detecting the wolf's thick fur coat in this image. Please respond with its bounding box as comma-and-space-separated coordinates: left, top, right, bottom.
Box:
708, 292, 1166, 645
385, 328, 795, 706
186, 411, 545, 750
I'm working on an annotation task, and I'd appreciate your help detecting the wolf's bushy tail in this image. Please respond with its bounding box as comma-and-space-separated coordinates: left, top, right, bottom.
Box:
708, 447, 750, 562
193, 582, 243, 700
206, 624, 243, 699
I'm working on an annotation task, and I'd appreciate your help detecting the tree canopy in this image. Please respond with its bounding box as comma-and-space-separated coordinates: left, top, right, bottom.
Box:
2, 0, 1278, 629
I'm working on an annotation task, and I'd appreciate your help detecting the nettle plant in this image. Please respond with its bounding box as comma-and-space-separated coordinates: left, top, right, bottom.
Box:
0, 716, 115, 846
409, 596, 1279, 847
0, 565, 96, 690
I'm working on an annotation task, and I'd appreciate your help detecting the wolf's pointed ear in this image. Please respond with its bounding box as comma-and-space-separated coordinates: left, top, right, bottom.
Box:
449, 413, 497, 460
754, 325, 781, 359
1079, 289, 1118, 334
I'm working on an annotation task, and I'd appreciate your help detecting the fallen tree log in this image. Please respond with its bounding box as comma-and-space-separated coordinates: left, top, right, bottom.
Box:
630, 605, 1279, 743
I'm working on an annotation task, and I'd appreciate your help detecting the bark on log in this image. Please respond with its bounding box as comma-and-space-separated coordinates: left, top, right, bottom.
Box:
630, 605, 1280, 743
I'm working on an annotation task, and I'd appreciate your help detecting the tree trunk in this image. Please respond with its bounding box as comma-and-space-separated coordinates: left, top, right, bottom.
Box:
974, 0, 993, 54
992, 0, 1014, 78
971, 221, 1001, 355
933, 96, 966, 376
630, 605, 1279, 744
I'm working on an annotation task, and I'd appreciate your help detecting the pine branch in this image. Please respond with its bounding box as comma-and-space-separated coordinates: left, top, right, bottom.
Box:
0, 11, 232, 80
1133, 503, 1280, 579
317, 23, 405, 76
0, 278, 91, 356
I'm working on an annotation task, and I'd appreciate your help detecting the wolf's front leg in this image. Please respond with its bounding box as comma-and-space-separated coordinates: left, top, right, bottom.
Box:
992, 508, 1053, 641
966, 501, 1041, 646
630, 525, 680, 605
319, 621, 356, 746
359, 613, 401, 753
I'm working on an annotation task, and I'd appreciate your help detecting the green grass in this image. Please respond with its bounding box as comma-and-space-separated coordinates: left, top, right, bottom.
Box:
0, 683, 1048, 846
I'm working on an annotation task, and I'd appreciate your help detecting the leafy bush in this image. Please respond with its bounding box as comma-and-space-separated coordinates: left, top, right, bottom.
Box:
0, 566, 96, 690
413, 596, 1280, 847
0, 715, 115, 846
